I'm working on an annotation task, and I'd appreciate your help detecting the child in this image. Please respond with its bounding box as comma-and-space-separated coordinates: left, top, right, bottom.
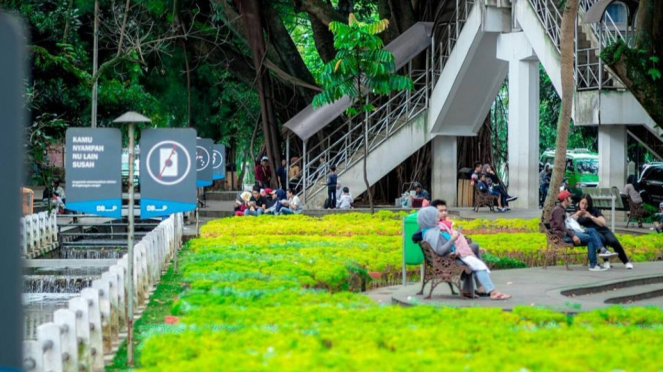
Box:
470, 161, 482, 186
326, 165, 338, 209
477, 173, 506, 212
337, 187, 353, 209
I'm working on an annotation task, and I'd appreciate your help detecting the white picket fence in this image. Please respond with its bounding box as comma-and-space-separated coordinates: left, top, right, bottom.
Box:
21, 211, 58, 258
23, 213, 184, 372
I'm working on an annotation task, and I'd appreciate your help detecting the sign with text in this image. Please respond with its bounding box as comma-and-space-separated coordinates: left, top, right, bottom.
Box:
65, 128, 122, 218
140, 128, 196, 218
212, 144, 226, 180
196, 138, 214, 187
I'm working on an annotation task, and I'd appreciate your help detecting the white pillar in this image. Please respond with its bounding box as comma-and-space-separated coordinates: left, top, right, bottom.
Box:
599, 125, 627, 188
431, 136, 458, 206
497, 32, 540, 209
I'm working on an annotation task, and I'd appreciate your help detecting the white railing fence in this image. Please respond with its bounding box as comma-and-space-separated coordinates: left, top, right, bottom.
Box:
21, 211, 58, 258
23, 213, 184, 372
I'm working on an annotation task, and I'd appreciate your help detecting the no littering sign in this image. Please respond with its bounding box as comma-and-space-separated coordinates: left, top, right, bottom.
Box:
140, 128, 197, 218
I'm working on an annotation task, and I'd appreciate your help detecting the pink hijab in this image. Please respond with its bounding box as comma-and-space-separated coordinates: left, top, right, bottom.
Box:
438, 220, 475, 257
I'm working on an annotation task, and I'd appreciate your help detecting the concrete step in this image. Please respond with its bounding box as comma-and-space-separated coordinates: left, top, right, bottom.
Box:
562, 275, 663, 304
205, 191, 238, 201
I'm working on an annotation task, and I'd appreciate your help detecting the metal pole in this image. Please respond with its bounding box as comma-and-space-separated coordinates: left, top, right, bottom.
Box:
402, 218, 406, 286
126, 122, 135, 365
303, 140, 308, 204
286, 132, 290, 190
611, 195, 615, 232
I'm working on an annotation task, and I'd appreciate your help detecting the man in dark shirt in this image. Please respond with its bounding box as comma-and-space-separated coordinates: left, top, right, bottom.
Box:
413, 182, 431, 201
326, 165, 338, 209
245, 187, 267, 216
254, 156, 271, 188
549, 190, 606, 271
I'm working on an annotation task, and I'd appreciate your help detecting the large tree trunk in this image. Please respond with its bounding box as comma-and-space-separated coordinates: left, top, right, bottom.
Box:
542, 0, 579, 221
388, 0, 416, 34
234, 0, 281, 181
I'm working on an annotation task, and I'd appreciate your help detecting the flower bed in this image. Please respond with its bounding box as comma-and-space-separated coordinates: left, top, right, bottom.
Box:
132, 213, 663, 371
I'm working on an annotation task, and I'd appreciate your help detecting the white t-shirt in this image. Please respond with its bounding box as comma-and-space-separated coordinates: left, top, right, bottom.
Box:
288, 195, 301, 210
337, 194, 353, 209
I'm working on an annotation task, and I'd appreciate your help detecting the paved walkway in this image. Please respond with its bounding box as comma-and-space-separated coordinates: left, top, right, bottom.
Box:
366, 262, 663, 312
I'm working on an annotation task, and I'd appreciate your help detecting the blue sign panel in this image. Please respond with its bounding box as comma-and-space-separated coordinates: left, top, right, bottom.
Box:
140, 129, 197, 218
65, 128, 122, 218
212, 144, 226, 180
196, 138, 214, 187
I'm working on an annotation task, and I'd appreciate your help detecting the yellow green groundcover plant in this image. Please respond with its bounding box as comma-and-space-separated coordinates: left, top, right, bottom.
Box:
134, 213, 663, 371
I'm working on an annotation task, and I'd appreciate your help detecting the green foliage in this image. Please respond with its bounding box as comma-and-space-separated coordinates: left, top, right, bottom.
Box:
128, 214, 663, 371
313, 15, 412, 113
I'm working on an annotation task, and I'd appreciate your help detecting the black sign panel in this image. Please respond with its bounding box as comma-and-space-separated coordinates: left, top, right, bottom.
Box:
196, 138, 213, 187
0, 13, 25, 369
213, 144, 226, 180
65, 128, 122, 218
140, 128, 196, 218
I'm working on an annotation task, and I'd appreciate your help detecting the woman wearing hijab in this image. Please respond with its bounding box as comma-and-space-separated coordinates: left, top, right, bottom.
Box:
417, 207, 511, 300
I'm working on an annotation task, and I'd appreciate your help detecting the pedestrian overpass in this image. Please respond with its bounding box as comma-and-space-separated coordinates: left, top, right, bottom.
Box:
283, 0, 657, 208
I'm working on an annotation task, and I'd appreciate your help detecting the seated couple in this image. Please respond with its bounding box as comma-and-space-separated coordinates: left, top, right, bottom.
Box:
416, 200, 511, 300
234, 187, 302, 216
550, 190, 633, 271
470, 162, 517, 212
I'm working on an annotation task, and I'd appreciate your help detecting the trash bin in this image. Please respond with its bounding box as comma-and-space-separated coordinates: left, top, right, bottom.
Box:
403, 212, 423, 265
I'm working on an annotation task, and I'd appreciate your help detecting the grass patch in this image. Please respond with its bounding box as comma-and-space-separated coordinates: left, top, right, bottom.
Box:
106, 250, 188, 371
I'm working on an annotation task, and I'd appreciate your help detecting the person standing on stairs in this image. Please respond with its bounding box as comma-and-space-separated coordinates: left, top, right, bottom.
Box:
326, 165, 338, 209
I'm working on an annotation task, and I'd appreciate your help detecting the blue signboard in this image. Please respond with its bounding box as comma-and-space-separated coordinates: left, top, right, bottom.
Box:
212, 144, 226, 180
65, 128, 123, 218
196, 138, 214, 187
140, 129, 197, 218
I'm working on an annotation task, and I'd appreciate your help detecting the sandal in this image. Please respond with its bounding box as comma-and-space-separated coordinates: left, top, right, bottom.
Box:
490, 291, 512, 301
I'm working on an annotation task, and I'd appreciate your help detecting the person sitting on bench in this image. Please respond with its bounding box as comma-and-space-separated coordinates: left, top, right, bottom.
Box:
550, 190, 607, 271
417, 207, 511, 300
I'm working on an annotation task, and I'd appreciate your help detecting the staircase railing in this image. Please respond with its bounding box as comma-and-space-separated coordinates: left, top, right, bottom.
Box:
526, 0, 634, 91
295, 71, 430, 202
293, 0, 480, 204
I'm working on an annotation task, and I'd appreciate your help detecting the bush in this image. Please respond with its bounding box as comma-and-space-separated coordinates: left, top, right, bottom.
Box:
134, 213, 663, 371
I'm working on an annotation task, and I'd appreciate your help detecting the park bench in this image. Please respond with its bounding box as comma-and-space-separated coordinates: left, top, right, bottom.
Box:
417, 241, 473, 299
540, 222, 588, 270
473, 186, 497, 212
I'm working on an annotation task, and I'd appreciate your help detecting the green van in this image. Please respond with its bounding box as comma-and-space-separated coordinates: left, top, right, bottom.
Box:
540, 148, 599, 187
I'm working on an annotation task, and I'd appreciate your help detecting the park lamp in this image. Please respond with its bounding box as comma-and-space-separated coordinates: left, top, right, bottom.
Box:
112, 111, 150, 366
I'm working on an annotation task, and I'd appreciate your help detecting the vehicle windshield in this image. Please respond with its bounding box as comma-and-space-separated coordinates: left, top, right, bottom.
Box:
576, 159, 598, 175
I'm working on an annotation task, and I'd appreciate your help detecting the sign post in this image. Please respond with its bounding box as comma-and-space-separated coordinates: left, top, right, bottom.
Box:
140, 128, 196, 273
0, 13, 24, 370
113, 111, 151, 366
65, 128, 123, 218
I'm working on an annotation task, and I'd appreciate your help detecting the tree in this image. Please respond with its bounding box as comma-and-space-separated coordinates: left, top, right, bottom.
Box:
542, 0, 580, 221
601, 1, 663, 127
313, 14, 412, 213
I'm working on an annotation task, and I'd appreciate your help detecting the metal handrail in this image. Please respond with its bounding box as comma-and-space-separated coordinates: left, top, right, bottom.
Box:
527, 0, 633, 91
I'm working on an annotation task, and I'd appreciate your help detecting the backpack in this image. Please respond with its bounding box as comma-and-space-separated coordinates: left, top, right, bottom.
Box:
323, 198, 330, 209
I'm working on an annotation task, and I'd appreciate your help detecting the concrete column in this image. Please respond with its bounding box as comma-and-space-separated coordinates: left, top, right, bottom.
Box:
497, 32, 540, 209
431, 135, 458, 206
599, 125, 627, 188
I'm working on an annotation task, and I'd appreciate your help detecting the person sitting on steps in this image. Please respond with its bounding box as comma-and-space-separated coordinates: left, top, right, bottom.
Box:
549, 190, 607, 271
417, 206, 511, 300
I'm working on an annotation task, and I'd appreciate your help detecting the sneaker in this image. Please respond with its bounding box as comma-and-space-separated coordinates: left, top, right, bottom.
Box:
589, 265, 608, 272
506, 196, 518, 202
504, 207, 511, 211
625, 262, 634, 270
598, 248, 618, 258
601, 261, 611, 269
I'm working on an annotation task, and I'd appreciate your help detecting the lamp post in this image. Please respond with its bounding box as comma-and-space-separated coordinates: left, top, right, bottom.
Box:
113, 111, 151, 365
